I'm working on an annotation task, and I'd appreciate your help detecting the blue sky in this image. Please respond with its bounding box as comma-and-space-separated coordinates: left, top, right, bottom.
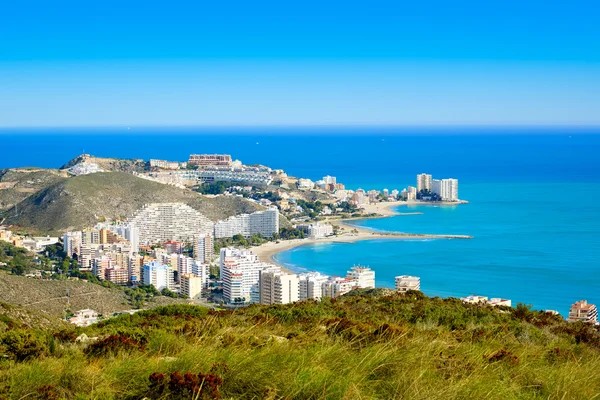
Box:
1, 1, 599, 127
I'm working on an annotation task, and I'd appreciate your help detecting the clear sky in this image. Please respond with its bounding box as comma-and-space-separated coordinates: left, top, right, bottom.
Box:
1, 0, 599, 127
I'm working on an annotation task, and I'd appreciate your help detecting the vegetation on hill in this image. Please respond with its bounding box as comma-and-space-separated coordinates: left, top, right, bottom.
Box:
0, 168, 68, 211
1, 290, 599, 399
0, 172, 282, 234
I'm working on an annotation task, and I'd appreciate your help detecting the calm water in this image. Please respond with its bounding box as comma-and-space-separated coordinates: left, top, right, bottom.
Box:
2, 127, 600, 315
275, 182, 600, 316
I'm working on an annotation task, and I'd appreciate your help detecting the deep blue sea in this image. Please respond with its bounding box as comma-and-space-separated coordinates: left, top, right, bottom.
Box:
2, 127, 600, 316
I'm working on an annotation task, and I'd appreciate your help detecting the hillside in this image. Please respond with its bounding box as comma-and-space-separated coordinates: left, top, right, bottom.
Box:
1, 290, 599, 399
0, 301, 68, 333
0, 168, 69, 211
1, 172, 275, 234
0, 273, 184, 318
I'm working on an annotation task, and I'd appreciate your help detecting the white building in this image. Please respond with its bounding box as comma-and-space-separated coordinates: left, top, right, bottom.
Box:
127, 203, 214, 245
346, 266, 375, 289
416, 173, 432, 192
259, 267, 300, 305
142, 261, 174, 291
296, 223, 334, 239
176, 255, 195, 277
322, 277, 357, 298
68, 162, 103, 176
298, 272, 330, 301
395, 275, 421, 292
323, 175, 336, 185
214, 207, 279, 239
461, 295, 488, 304
297, 179, 314, 189
220, 247, 275, 303
431, 178, 459, 201
193, 234, 214, 263
69, 309, 98, 327
487, 298, 512, 307
63, 231, 82, 258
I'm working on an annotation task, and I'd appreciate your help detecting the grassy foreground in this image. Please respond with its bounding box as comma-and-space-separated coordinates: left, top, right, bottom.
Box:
1, 289, 600, 399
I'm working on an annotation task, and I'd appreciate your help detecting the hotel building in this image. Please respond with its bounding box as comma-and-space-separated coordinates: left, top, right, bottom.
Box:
180, 273, 204, 299
214, 207, 279, 239
416, 173, 432, 192
142, 261, 175, 291
220, 247, 275, 303
347, 266, 375, 289
568, 300, 598, 323
63, 231, 82, 258
298, 272, 330, 300
395, 276, 421, 292
431, 178, 459, 201
127, 203, 214, 245
259, 267, 300, 305
188, 154, 233, 167
296, 223, 334, 239
193, 234, 214, 263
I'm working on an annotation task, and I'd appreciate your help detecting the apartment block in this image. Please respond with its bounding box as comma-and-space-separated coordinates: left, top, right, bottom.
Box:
193, 233, 214, 263
395, 275, 421, 292
214, 207, 279, 239
568, 300, 598, 323
416, 173, 432, 192
259, 267, 300, 305
127, 203, 214, 245
180, 273, 204, 299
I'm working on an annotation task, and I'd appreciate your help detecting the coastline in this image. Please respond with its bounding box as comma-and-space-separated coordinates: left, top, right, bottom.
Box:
253, 200, 471, 271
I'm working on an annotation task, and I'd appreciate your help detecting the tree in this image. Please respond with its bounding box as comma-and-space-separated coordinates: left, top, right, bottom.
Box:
61, 258, 71, 275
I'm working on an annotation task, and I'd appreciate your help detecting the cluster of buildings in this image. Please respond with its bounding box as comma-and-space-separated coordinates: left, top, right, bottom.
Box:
297, 175, 345, 192
218, 247, 376, 305
414, 173, 460, 202
59, 202, 278, 293
1, 227, 60, 253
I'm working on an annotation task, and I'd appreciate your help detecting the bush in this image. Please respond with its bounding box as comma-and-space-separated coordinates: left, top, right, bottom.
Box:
1, 329, 48, 361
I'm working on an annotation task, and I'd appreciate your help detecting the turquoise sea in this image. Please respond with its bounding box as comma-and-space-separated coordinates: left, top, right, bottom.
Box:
275, 182, 600, 316
2, 127, 600, 316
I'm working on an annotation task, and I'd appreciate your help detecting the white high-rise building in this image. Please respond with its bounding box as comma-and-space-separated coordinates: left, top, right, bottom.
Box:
416, 173, 432, 192
346, 266, 375, 289
193, 234, 214, 263
298, 272, 330, 300
142, 261, 174, 291
214, 207, 279, 239
177, 255, 195, 277
127, 203, 214, 245
259, 267, 300, 305
220, 247, 275, 303
192, 262, 210, 291
431, 178, 459, 201
395, 275, 421, 292
321, 277, 358, 298
63, 231, 82, 258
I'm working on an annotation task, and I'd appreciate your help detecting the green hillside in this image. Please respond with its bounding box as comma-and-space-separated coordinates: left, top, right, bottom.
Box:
1, 172, 270, 234
1, 290, 599, 399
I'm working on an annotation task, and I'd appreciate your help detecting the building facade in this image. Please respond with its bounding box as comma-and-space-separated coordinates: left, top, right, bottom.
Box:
127, 203, 214, 245
568, 300, 598, 323
416, 173, 432, 192
395, 275, 421, 292
214, 207, 279, 239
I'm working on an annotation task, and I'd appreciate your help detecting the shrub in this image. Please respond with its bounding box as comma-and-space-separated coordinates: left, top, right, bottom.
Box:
0, 329, 48, 361
84, 334, 146, 358
147, 369, 224, 399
